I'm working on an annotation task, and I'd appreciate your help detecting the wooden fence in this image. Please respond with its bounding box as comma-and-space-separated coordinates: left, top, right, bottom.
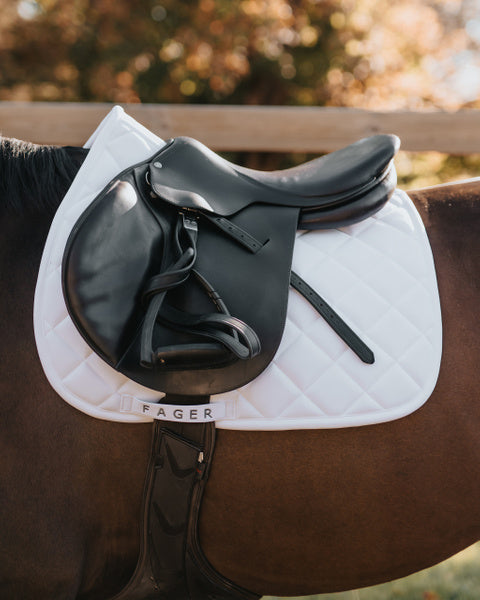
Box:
1, 101, 480, 154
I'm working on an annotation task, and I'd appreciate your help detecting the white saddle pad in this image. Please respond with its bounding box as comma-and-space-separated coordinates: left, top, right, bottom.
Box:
34, 107, 442, 430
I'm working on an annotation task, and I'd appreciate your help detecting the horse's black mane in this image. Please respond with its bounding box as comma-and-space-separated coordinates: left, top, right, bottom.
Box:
0, 137, 87, 214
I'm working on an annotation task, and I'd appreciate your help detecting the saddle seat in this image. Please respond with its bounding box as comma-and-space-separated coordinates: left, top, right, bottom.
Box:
149, 134, 399, 229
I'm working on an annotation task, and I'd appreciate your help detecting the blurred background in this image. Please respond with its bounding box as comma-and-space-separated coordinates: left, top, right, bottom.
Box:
2, 0, 480, 187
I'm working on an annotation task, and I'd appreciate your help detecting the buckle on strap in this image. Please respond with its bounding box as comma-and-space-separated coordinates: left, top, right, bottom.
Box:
181, 211, 199, 238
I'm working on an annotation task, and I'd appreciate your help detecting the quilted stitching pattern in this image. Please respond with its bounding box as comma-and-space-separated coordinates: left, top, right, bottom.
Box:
34, 107, 442, 429
213, 191, 442, 429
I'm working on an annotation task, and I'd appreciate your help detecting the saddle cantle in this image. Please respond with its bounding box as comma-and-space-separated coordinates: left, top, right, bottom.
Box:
62, 134, 399, 398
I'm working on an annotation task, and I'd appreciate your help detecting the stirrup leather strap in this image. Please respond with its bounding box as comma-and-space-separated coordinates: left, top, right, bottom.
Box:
140, 213, 261, 370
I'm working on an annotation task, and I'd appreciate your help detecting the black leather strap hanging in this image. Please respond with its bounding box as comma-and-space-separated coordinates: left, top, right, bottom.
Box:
110, 416, 260, 600
140, 211, 262, 371
290, 271, 375, 364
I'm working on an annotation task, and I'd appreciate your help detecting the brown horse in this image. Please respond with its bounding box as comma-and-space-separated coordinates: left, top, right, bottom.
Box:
0, 138, 479, 600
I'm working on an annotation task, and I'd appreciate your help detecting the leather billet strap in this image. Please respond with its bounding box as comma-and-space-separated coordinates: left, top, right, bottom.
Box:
111, 419, 260, 600
290, 272, 374, 364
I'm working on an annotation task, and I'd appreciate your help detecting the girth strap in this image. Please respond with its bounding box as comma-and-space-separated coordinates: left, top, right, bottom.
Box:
110, 417, 260, 600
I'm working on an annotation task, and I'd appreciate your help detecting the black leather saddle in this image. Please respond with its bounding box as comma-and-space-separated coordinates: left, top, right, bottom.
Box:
62, 134, 399, 399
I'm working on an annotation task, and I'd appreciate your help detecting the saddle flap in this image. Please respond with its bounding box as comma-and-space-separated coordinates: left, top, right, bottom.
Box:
62, 157, 299, 395
62, 176, 170, 366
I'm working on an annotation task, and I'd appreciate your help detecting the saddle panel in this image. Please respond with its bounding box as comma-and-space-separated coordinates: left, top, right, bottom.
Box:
299, 165, 397, 229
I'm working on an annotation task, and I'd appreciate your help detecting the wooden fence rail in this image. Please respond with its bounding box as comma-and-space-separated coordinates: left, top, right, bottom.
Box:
1, 101, 480, 154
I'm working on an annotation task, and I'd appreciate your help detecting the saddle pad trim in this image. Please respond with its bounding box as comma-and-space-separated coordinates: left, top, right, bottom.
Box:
120, 395, 235, 423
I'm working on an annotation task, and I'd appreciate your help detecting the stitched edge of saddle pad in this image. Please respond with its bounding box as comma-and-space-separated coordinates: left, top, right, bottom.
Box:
34, 107, 442, 429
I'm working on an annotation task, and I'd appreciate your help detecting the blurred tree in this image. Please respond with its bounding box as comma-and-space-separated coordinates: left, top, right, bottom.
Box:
5, 0, 478, 109
0, 0, 344, 104
1, 0, 480, 184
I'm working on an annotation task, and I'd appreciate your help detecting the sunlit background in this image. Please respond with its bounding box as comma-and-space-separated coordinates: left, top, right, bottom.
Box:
4, 0, 480, 108
2, 0, 480, 187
